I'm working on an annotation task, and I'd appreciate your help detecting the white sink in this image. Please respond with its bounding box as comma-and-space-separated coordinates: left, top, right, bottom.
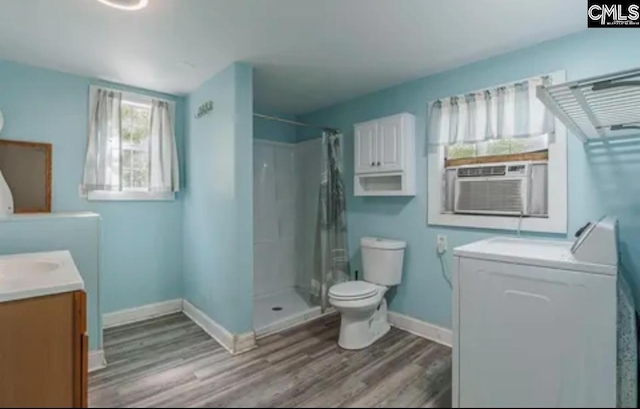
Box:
0, 260, 61, 276
0, 252, 84, 303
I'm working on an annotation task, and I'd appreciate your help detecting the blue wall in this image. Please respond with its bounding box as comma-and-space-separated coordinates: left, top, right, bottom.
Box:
0, 59, 184, 314
0, 214, 101, 351
254, 111, 297, 143
299, 29, 640, 329
4, 28, 640, 335
183, 63, 254, 334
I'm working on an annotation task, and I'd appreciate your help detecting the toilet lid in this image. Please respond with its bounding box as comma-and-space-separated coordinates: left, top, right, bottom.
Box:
329, 281, 380, 301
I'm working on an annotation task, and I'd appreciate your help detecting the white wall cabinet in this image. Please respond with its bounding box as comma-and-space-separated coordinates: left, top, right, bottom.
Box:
354, 121, 378, 174
377, 116, 404, 172
354, 113, 415, 196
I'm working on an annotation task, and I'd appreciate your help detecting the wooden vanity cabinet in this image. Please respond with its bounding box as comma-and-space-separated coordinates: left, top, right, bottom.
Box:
0, 291, 88, 408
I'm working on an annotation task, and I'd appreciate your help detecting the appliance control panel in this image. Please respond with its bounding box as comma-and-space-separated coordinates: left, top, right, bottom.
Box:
571, 216, 618, 267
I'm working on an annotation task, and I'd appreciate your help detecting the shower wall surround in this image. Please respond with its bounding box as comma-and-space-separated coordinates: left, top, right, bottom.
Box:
253, 141, 298, 297
252, 138, 322, 299
294, 138, 322, 296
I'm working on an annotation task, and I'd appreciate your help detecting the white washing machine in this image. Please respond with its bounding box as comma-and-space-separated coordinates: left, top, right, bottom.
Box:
452, 216, 625, 408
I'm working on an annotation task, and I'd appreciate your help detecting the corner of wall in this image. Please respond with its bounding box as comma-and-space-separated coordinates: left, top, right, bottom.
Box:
181, 61, 255, 336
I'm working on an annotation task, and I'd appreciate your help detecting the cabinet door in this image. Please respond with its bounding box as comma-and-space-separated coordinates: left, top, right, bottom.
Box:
354, 122, 378, 174
0, 293, 75, 407
73, 291, 88, 408
377, 116, 403, 172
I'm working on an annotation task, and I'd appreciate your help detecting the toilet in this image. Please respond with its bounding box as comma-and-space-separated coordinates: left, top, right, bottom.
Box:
329, 237, 406, 350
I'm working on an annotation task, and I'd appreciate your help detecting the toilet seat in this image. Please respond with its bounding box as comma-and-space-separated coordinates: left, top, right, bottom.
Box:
329, 281, 383, 301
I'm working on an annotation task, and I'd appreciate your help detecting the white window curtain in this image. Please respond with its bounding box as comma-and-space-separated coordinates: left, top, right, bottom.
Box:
149, 100, 180, 193
427, 76, 555, 150
82, 87, 180, 196
82, 88, 122, 192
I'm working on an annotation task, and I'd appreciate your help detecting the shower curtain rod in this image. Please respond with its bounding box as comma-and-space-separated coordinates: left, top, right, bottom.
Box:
254, 113, 340, 134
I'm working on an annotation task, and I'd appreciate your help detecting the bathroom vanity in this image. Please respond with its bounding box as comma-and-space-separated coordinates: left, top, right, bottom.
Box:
0, 251, 87, 408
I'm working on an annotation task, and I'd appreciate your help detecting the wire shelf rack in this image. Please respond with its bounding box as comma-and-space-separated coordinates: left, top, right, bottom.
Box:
537, 67, 640, 144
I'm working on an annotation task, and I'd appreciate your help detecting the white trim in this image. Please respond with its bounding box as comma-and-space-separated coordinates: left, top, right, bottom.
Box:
182, 300, 257, 355
85, 85, 178, 203
427, 70, 568, 234
102, 299, 183, 329
253, 138, 296, 147
452, 256, 461, 408
86, 190, 176, 202
88, 349, 106, 373
0, 212, 99, 223
235, 332, 258, 355
182, 300, 234, 353
387, 311, 452, 348
256, 308, 337, 339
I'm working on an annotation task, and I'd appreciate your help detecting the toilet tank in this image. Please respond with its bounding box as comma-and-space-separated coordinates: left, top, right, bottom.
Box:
361, 237, 407, 286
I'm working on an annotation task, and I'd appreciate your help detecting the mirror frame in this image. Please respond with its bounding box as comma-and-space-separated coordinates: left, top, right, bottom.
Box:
0, 139, 52, 213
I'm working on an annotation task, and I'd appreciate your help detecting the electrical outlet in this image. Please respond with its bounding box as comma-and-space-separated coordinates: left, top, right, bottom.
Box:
437, 234, 448, 254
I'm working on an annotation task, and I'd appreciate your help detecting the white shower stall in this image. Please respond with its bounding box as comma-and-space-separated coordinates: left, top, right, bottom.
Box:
253, 138, 325, 335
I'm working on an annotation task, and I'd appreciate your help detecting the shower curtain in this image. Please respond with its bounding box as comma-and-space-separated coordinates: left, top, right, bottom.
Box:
312, 131, 350, 311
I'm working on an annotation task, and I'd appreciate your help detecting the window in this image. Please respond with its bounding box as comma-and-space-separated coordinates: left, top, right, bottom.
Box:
427, 72, 568, 234
446, 134, 549, 161
82, 86, 179, 201
120, 100, 151, 190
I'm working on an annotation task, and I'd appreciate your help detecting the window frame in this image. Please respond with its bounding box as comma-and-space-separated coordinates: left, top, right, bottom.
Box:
427, 71, 567, 234
84, 85, 176, 202
445, 134, 550, 163
120, 99, 152, 191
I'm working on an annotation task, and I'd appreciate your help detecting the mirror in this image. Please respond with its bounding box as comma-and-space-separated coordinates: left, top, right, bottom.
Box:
0, 139, 52, 213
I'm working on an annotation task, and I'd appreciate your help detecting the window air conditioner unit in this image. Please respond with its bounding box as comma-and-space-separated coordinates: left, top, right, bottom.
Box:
453, 162, 532, 216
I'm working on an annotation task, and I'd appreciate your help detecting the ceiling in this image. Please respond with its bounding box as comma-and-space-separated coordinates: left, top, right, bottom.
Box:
0, 0, 585, 114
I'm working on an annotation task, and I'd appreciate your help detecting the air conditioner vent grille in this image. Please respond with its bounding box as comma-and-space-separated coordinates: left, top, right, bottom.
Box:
457, 165, 506, 178
456, 179, 524, 213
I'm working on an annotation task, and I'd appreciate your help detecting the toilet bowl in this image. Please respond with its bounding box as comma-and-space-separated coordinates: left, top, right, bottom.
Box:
329, 281, 390, 350
329, 237, 406, 350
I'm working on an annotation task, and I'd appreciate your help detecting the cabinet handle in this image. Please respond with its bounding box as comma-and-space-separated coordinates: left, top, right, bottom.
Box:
371, 162, 375, 166
377, 162, 381, 166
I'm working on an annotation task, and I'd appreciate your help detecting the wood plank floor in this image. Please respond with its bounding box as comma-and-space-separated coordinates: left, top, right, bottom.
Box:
90, 313, 452, 408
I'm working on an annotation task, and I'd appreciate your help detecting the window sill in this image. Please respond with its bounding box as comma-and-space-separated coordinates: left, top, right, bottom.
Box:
444, 150, 549, 167
428, 212, 565, 234
86, 191, 175, 202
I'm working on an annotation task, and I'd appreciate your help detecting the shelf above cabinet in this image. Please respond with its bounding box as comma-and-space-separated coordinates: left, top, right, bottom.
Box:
355, 173, 416, 197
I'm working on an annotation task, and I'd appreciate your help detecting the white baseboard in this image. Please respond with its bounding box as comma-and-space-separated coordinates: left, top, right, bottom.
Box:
388, 311, 452, 347
88, 349, 106, 373
182, 300, 256, 355
103, 299, 183, 329
256, 308, 337, 339
235, 331, 258, 354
